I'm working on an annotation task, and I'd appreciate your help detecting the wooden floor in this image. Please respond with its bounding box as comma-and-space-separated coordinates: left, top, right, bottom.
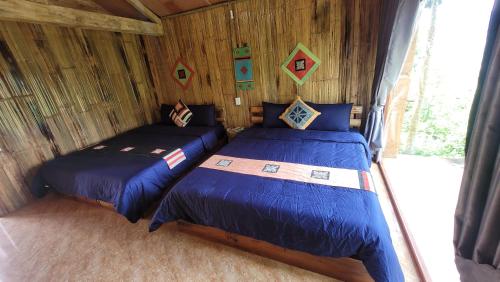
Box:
0, 165, 420, 281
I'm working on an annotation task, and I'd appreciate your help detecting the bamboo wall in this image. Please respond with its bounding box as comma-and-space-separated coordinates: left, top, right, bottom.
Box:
0, 0, 381, 214
0, 22, 157, 215
145, 0, 381, 127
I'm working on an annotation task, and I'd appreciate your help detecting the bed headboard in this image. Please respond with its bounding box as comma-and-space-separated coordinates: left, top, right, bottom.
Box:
216, 107, 225, 124
250, 105, 363, 129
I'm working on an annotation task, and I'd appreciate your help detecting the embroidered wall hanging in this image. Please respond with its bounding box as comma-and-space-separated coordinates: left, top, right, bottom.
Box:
233, 46, 255, 91
281, 43, 321, 86
171, 58, 195, 90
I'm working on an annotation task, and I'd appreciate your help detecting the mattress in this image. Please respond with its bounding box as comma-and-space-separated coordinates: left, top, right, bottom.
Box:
32, 124, 225, 222
150, 127, 403, 282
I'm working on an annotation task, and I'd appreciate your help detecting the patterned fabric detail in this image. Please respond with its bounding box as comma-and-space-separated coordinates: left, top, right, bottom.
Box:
311, 170, 330, 180
171, 58, 195, 90
163, 148, 186, 169
358, 171, 374, 191
280, 43, 321, 85
279, 96, 321, 130
169, 100, 192, 127
262, 164, 280, 173
200, 155, 376, 192
216, 160, 232, 167
233, 46, 255, 90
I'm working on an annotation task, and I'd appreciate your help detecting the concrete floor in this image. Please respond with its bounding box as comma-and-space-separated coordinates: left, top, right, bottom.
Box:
384, 154, 463, 282
0, 165, 419, 281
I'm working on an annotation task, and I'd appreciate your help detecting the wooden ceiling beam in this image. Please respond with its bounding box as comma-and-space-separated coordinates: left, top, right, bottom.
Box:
0, 0, 163, 36
124, 0, 161, 24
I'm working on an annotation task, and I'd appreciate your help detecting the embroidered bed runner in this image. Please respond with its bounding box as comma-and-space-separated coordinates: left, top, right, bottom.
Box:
200, 155, 375, 192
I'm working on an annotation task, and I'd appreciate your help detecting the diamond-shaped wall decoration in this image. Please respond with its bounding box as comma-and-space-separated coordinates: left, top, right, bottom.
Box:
171, 58, 195, 90
233, 46, 255, 91
281, 43, 321, 86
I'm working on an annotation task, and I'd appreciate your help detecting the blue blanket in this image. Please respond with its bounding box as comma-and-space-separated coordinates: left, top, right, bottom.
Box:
150, 127, 403, 282
32, 124, 225, 223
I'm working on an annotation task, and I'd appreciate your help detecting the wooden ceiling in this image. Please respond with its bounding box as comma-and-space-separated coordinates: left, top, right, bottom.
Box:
93, 0, 149, 20
27, 0, 228, 20
93, 0, 229, 19
140, 0, 228, 17
4, 0, 227, 37
27, 0, 111, 14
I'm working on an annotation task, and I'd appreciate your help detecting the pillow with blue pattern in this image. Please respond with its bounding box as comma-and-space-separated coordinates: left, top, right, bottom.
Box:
279, 96, 321, 130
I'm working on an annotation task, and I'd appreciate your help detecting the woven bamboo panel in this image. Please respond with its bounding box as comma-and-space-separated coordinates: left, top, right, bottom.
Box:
144, 0, 380, 128
0, 0, 380, 214
0, 21, 157, 215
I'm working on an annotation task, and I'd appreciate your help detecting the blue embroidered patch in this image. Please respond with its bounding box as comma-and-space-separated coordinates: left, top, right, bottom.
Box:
262, 164, 280, 173
216, 160, 233, 167
311, 170, 330, 180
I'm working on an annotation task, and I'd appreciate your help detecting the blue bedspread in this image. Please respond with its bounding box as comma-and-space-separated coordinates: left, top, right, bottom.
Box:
150, 127, 403, 282
32, 124, 225, 223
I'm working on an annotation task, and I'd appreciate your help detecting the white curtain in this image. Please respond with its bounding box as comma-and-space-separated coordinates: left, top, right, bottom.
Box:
364, 0, 422, 162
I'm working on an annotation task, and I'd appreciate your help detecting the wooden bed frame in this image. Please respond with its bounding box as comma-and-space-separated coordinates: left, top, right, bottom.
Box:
67, 107, 228, 213
65, 131, 229, 215
177, 221, 372, 281
67, 105, 373, 281
215, 107, 226, 124
176, 105, 373, 281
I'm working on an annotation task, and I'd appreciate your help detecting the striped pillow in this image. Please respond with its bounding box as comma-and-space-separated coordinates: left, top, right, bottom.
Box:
169, 100, 192, 127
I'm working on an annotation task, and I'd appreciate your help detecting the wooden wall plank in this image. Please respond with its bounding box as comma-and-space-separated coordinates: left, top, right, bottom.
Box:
0, 21, 157, 215
144, 0, 380, 127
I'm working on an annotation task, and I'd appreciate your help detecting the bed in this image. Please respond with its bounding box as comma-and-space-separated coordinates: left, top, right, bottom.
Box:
149, 105, 404, 282
31, 122, 226, 223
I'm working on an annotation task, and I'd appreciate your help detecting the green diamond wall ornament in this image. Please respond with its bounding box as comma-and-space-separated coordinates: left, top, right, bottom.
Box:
281, 43, 321, 85
171, 58, 195, 90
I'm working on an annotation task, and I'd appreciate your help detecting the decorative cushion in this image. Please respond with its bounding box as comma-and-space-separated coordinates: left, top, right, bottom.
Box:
262, 102, 289, 128
169, 100, 192, 127
307, 103, 353, 132
160, 104, 175, 125
188, 104, 216, 126
279, 97, 321, 130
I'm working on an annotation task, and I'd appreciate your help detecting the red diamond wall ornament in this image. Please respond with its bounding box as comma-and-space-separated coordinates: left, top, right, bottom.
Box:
281, 43, 321, 86
171, 58, 195, 90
